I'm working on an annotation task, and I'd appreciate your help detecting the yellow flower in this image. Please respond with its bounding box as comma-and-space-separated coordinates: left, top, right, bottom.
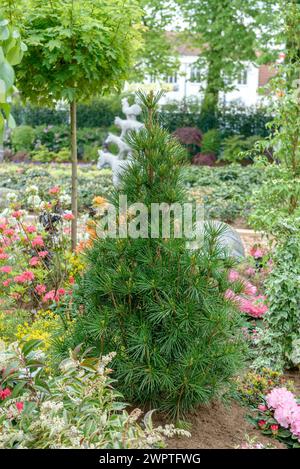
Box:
93, 196, 107, 207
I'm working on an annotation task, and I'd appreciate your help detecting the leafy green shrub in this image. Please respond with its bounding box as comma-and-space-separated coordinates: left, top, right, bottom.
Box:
0, 341, 186, 448
201, 129, 222, 155
11, 126, 35, 152
31, 145, 56, 162
253, 232, 300, 371
222, 135, 261, 163
55, 148, 71, 163
65, 93, 245, 418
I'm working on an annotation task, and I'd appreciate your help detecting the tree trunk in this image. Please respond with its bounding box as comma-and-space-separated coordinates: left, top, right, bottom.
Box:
201, 58, 222, 119
70, 100, 77, 251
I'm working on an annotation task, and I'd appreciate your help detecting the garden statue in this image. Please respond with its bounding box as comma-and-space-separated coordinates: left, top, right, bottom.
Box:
97, 149, 131, 187
121, 97, 142, 121
114, 116, 144, 138
189, 220, 245, 260
104, 133, 131, 160
97, 96, 143, 184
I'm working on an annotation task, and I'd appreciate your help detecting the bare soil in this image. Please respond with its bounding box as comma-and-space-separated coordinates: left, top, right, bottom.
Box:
164, 400, 284, 449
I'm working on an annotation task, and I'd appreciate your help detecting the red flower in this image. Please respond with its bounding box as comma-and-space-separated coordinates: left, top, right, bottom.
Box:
49, 186, 60, 195
15, 402, 24, 413
0, 388, 11, 400
12, 210, 22, 219
270, 424, 279, 432
258, 420, 267, 428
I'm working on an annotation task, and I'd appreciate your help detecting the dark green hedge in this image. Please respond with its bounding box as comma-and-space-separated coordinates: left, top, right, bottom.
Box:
12, 100, 272, 138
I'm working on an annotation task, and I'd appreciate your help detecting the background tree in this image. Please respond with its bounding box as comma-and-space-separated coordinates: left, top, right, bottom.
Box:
132, 0, 179, 81
176, 0, 280, 115
10, 0, 142, 249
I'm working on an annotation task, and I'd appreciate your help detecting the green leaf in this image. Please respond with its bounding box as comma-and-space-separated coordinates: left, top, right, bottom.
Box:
21, 339, 44, 357
6, 45, 23, 66
7, 113, 16, 129
0, 60, 15, 89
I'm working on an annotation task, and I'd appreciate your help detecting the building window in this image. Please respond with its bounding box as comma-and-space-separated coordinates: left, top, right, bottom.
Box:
237, 69, 248, 85
190, 66, 201, 83
164, 73, 178, 84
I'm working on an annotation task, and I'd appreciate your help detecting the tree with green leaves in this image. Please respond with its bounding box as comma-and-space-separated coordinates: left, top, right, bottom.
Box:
132, 0, 179, 81
176, 0, 279, 115
59, 92, 245, 419
0, 12, 26, 161
8, 0, 142, 249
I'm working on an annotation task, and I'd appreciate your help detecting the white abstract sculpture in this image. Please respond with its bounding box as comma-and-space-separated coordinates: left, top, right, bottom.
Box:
114, 116, 144, 139
97, 96, 143, 186
121, 97, 142, 121
97, 150, 131, 187
104, 133, 131, 160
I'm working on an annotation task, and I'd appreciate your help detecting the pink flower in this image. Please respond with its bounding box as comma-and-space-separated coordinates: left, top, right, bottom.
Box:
12, 210, 22, 219
63, 212, 74, 221
14, 271, 35, 283
0, 253, 8, 260
258, 420, 266, 428
243, 281, 257, 296
57, 288, 66, 296
225, 289, 237, 301
35, 284, 47, 295
266, 388, 296, 411
15, 402, 24, 413
42, 290, 56, 302
245, 267, 256, 276
29, 257, 40, 266
0, 388, 11, 400
32, 236, 44, 247
0, 265, 12, 274
258, 404, 267, 412
3, 228, 14, 237
49, 186, 60, 195
228, 270, 240, 282
270, 424, 279, 432
3, 279, 11, 287
25, 225, 37, 233
69, 276, 75, 285
250, 246, 265, 259
38, 251, 48, 258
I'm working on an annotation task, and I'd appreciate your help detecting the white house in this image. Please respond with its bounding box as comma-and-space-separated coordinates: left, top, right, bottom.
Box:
128, 43, 275, 107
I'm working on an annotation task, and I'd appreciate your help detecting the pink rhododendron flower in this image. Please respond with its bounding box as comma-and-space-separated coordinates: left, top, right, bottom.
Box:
0, 253, 8, 260
266, 388, 296, 411
57, 288, 66, 296
69, 276, 75, 285
29, 257, 40, 266
0, 265, 12, 273
228, 270, 240, 282
270, 424, 279, 432
15, 402, 24, 413
38, 251, 48, 258
0, 222, 7, 231
63, 212, 74, 221
0, 388, 11, 400
32, 236, 44, 247
35, 284, 47, 295
25, 225, 37, 233
49, 186, 60, 195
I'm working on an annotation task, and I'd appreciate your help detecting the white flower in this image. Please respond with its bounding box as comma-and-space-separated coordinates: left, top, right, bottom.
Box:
25, 185, 39, 195
27, 195, 41, 208
6, 192, 18, 202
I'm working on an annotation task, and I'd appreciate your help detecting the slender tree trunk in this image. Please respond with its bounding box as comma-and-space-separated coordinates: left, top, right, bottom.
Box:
70, 100, 77, 251
201, 58, 222, 118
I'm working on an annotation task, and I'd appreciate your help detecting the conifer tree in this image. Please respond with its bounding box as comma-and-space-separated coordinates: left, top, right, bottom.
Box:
65, 92, 245, 418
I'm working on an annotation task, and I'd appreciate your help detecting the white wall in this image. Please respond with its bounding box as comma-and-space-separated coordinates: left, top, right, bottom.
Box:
131, 55, 260, 107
